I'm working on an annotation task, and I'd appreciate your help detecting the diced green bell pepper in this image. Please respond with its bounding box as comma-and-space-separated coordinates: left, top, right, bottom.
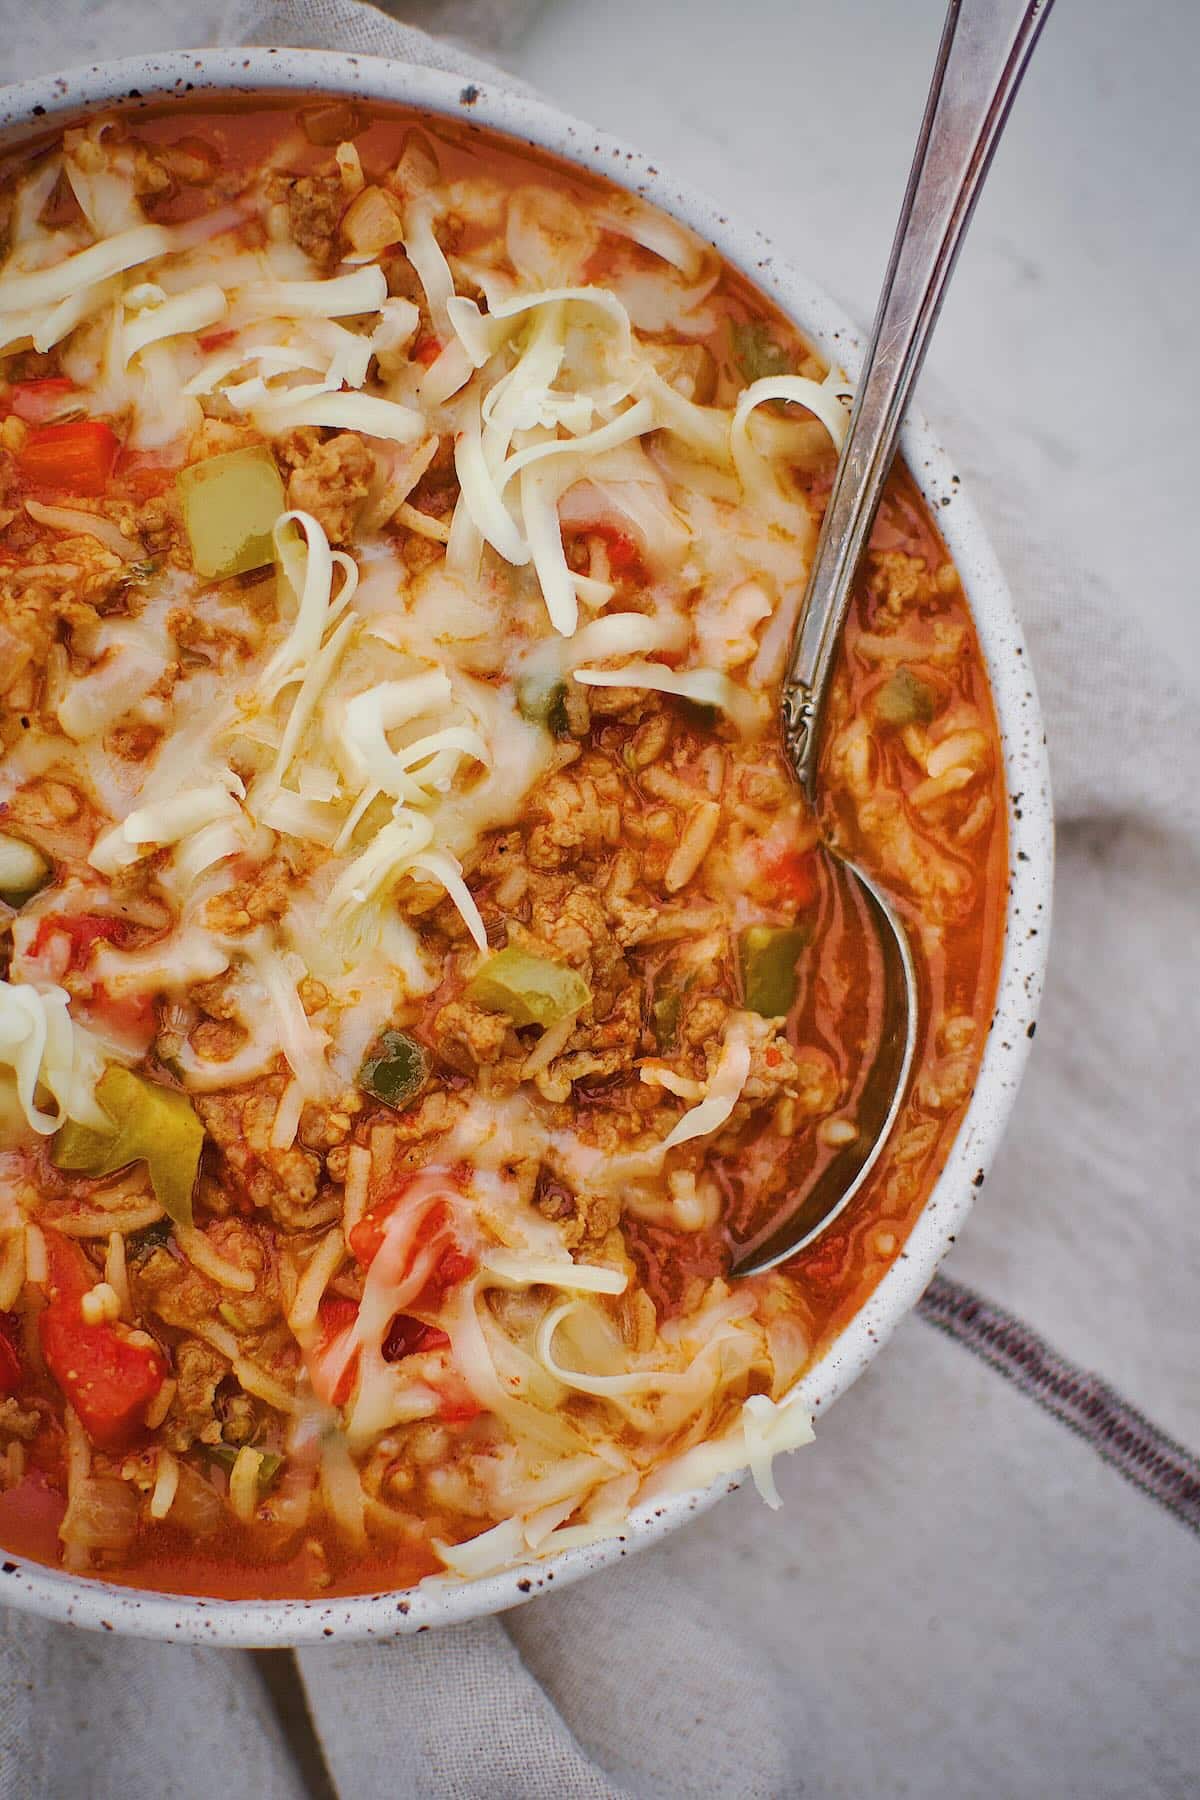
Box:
515, 672, 569, 736
0, 832, 50, 907
357, 1029, 429, 1112
651, 987, 683, 1051
873, 666, 937, 728
177, 445, 285, 580
731, 319, 792, 383
205, 1443, 284, 1495
52, 1065, 205, 1228
739, 924, 811, 1017
466, 947, 590, 1030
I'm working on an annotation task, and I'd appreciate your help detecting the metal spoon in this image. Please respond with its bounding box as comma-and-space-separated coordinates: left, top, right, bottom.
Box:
729, 0, 1054, 1277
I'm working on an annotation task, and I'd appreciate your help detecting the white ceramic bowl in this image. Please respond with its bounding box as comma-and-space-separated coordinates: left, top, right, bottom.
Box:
0, 49, 1053, 1645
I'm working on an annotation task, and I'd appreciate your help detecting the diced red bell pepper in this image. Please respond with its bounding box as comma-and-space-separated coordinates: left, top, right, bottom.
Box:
381, 1313, 450, 1364
16, 420, 120, 497
413, 336, 443, 367
351, 1194, 475, 1311
762, 846, 819, 911
348, 1180, 427, 1269
585, 522, 642, 577
196, 328, 236, 353
0, 1313, 22, 1398
348, 1209, 388, 1271
423, 1246, 474, 1301
39, 1231, 166, 1451
31, 912, 131, 970
6, 377, 78, 425
315, 1295, 360, 1408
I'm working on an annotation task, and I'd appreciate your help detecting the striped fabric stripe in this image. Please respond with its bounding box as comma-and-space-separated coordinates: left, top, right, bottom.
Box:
918, 1273, 1200, 1537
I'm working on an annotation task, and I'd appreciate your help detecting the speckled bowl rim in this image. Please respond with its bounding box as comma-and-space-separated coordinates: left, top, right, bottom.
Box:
0, 47, 1053, 1646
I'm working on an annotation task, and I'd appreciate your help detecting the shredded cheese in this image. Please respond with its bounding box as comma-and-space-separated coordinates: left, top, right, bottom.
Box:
659, 1016, 758, 1152
573, 661, 763, 736
0, 980, 109, 1136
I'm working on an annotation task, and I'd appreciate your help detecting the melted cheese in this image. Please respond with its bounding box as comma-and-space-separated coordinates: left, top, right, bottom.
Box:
0, 129, 849, 1567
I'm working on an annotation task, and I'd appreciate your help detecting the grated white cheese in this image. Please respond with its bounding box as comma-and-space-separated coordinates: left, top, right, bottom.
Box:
0, 980, 110, 1137
659, 1015, 759, 1152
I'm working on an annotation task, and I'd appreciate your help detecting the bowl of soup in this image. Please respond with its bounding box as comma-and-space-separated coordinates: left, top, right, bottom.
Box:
0, 50, 1051, 1643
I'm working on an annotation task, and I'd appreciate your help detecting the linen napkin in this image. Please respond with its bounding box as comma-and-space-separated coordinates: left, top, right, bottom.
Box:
0, 5, 1197, 1797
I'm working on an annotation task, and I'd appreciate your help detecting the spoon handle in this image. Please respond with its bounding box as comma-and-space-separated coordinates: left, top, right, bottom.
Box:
782, 0, 1055, 796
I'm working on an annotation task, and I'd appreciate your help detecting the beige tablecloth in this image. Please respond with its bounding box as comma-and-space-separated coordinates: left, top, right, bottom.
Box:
0, 5, 1197, 1796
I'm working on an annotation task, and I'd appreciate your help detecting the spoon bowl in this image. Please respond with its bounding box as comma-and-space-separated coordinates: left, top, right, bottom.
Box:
730, 858, 918, 1276
732, 0, 1054, 1272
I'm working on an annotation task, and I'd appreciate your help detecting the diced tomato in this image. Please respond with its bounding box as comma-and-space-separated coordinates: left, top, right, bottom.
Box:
349, 1180, 474, 1303
31, 912, 131, 970
6, 377, 78, 425
197, 328, 236, 353
16, 420, 120, 497
0, 1313, 22, 1398
585, 522, 642, 577
318, 1295, 358, 1336
41, 1232, 90, 1308
427, 1246, 474, 1299
348, 1180, 425, 1269
39, 1231, 165, 1451
413, 336, 443, 367
315, 1295, 360, 1407
762, 846, 819, 911
348, 1208, 389, 1271
381, 1313, 450, 1364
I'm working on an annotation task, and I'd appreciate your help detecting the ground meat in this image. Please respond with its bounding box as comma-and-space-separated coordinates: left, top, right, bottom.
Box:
278, 172, 344, 268
0, 528, 131, 702
190, 973, 244, 1023
202, 857, 301, 935
532, 1167, 622, 1250
194, 1088, 330, 1229
0, 1396, 41, 1442
544, 980, 644, 1096
527, 885, 608, 976
279, 429, 373, 545
189, 1018, 247, 1062
135, 1247, 221, 1335
296, 1092, 363, 1154
381, 248, 432, 333
166, 1336, 227, 1448
137, 1223, 267, 1315
680, 994, 728, 1050
135, 494, 190, 570
866, 550, 947, 620
400, 532, 443, 574
429, 999, 521, 1083
386, 1088, 466, 1158
522, 756, 625, 872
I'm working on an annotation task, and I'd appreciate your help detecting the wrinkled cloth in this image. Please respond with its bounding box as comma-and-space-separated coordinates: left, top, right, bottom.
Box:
1, 4, 1197, 1798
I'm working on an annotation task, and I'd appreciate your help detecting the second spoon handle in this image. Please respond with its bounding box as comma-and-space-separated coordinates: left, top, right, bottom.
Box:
783, 0, 1054, 798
